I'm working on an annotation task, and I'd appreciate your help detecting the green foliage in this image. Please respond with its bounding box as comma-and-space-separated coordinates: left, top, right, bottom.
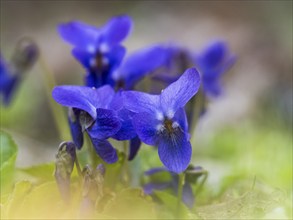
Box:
1, 123, 292, 219
0, 131, 18, 194
19, 163, 55, 183
103, 188, 156, 219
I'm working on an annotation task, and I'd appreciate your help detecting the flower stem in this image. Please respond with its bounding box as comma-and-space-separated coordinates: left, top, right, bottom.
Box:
38, 54, 70, 141
84, 133, 99, 168
177, 172, 185, 218
122, 140, 129, 185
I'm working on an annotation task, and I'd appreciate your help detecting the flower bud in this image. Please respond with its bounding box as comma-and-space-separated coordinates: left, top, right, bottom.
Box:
54, 141, 77, 201
11, 37, 39, 73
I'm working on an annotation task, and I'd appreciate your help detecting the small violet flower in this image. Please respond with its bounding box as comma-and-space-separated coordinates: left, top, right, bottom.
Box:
143, 166, 205, 208
52, 85, 137, 163
195, 41, 236, 97
123, 68, 200, 173
58, 15, 132, 88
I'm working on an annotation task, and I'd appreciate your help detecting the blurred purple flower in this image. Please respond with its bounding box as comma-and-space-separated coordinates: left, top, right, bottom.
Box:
58, 16, 166, 90
195, 41, 236, 97
123, 68, 200, 173
0, 38, 38, 105
58, 15, 132, 88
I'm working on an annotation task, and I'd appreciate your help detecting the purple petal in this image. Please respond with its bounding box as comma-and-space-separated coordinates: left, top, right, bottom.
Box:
89, 85, 115, 108
112, 108, 137, 140
101, 15, 133, 46
132, 112, 160, 146
173, 108, 189, 134
160, 68, 200, 115
157, 128, 191, 173
71, 48, 92, 69
200, 41, 227, 69
52, 85, 115, 119
143, 182, 170, 195
107, 45, 126, 69
89, 138, 118, 164
52, 86, 97, 119
58, 21, 100, 49
114, 45, 167, 89
86, 108, 121, 139
203, 78, 222, 97
122, 91, 160, 114
128, 136, 141, 161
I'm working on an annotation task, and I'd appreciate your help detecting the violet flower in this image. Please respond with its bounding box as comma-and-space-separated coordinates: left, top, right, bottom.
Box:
195, 41, 236, 97
123, 68, 200, 173
52, 85, 121, 163
58, 15, 132, 87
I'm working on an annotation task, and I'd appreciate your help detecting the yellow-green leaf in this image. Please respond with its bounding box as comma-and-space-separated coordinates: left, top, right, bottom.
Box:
0, 131, 18, 193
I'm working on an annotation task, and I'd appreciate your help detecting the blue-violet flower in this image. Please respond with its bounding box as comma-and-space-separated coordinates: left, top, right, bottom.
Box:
123, 68, 200, 173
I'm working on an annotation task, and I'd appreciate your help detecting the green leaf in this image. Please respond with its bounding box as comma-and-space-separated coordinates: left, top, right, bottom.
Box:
2, 181, 32, 219
16, 181, 66, 219
0, 131, 18, 193
19, 163, 55, 183
103, 188, 156, 219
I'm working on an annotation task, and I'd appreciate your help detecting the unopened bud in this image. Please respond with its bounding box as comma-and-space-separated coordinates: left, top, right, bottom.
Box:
80, 164, 106, 215
11, 37, 39, 73
54, 141, 77, 201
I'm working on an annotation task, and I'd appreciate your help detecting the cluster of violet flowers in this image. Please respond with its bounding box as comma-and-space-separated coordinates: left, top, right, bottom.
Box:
51, 15, 236, 208
1, 15, 234, 208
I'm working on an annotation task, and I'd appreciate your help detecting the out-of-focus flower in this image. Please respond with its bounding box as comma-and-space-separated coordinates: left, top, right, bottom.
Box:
123, 68, 200, 173
195, 41, 236, 97
54, 141, 77, 201
143, 166, 205, 208
0, 38, 38, 105
58, 15, 132, 88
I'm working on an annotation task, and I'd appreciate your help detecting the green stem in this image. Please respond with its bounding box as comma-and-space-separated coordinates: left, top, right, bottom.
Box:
177, 172, 185, 218
39, 54, 70, 141
84, 133, 99, 168
122, 140, 129, 185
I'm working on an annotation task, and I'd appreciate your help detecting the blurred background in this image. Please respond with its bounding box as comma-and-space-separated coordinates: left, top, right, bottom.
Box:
0, 0, 292, 216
